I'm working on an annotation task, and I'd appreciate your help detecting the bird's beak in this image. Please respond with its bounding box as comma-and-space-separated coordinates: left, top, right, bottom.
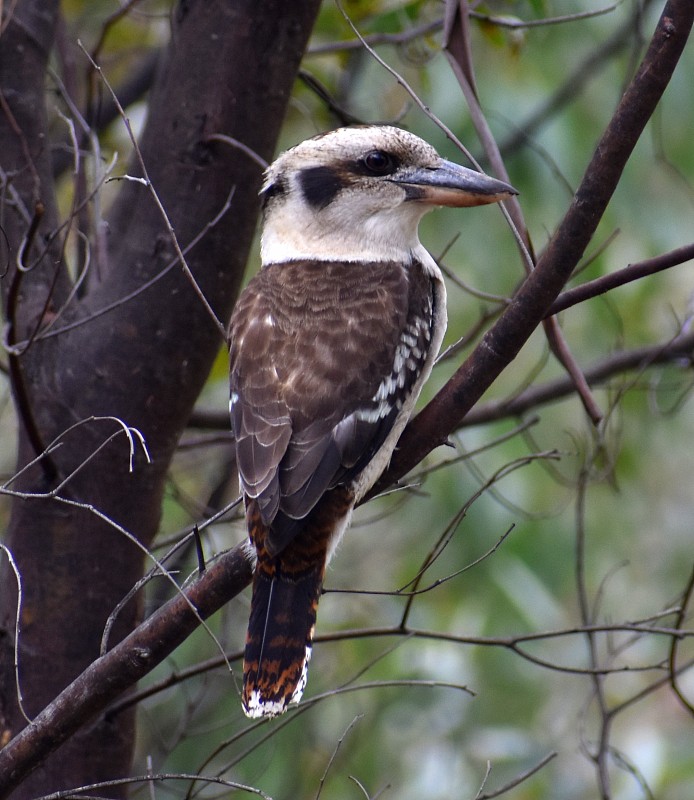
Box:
393, 159, 518, 208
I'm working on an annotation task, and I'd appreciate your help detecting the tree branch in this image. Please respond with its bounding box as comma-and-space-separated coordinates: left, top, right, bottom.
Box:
547, 242, 694, 316
462, 329, 694, 427
371, 0, 694, 496
0, 544, 253, 798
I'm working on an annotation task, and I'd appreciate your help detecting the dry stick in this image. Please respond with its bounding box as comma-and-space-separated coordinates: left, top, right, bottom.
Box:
668, 560, 694, 716
372, 0, 694, 498
471, 5, 619, 31
443, 0, 603, 425
90, 0, 146, 65
0, 543, 253, 797
13, 187, 236, 347
309, 4, 620, 57
33, 773, 269, 800
575, 469, 612, 799
476, 751, 558, 800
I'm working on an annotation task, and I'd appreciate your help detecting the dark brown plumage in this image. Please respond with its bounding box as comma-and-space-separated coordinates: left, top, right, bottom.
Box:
229, 258, 436, 716
228, 125, 516, 717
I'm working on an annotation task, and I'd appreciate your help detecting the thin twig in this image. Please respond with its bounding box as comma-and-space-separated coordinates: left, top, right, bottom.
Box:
668, 560, 694, 716
476, 751, 558, 800
34, 772, 270, 800
548, 242, 694, 316
0, 545, 31, 724
575, 467, 612, 799
315, 716, 363, 800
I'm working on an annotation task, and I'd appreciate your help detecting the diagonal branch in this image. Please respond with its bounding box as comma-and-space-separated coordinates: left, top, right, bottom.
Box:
0, 543, 253, 798
371, 0, 694, 496
461, 329, 694, 427
547, 242, 694, 316
443, 0, 603, 424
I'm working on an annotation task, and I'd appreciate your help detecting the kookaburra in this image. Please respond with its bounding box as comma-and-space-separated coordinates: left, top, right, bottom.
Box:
228, 125, 516, 718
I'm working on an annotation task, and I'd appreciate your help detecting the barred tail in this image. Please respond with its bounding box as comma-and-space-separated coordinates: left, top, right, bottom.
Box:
241, 488, 354, 718
242, 557, 324, 718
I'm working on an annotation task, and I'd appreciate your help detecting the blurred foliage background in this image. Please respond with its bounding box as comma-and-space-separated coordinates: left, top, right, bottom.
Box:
2, 0, 694, 798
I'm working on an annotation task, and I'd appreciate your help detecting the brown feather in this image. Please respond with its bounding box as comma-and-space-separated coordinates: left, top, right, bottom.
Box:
242, 487, 354, 717
229, 258, 434, 551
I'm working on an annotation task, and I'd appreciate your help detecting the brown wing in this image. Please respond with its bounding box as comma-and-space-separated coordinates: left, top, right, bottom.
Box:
229, 258, 433, 554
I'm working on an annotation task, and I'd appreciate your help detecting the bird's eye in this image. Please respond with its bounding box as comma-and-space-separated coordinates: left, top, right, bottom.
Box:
362, 150, 397, 175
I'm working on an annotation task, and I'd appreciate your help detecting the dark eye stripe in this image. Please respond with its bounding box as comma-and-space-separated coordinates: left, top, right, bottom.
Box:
298, 165, 347, 210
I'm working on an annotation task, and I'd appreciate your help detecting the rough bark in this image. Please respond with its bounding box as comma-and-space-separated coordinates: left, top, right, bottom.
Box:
0, 0, 321, 795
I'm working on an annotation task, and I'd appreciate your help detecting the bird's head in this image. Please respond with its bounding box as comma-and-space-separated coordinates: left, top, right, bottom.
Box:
259, 125, 517, 265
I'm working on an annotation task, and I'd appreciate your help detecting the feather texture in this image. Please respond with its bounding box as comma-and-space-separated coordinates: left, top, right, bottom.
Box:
241, 488, 353, 717
229, 124, 514, 717
230, 258, 437, 716
229, 258, 435, 553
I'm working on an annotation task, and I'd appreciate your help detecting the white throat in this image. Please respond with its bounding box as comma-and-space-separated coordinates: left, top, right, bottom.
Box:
261, 194, 435, 266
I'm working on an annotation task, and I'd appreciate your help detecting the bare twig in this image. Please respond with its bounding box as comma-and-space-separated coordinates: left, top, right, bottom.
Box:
9, 188, 236, 348
470, 5, 619, 31
307, 17, 443, 55
33, 772, 270, 800
476, 751, 558, 800
668, 560, 694, 716
315, 716, 364, 800
462, 328, 694, 427
575, 468, 611, 799
548, 242, 694, 316
0, 546, 31, 724
206, 133, 269, 170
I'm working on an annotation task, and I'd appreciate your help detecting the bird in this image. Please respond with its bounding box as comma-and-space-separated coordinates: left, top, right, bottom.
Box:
228, 125, 516, 718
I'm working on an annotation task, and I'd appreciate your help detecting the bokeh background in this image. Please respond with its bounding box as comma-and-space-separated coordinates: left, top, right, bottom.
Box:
2, 1, 693, 798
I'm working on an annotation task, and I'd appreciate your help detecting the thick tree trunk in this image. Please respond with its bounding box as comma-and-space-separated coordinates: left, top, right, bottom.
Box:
0, 0, 321, 795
